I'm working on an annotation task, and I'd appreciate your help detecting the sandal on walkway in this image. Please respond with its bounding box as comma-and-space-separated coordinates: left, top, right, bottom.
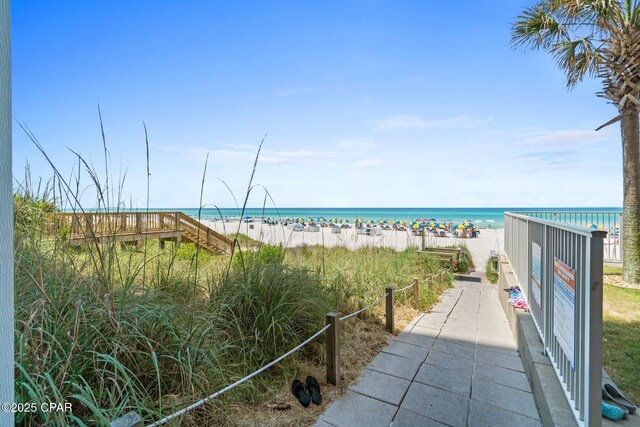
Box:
291, 379, 311, 407
603, 383, 637, 414
306, 376, 322, 405
602, 400, 626, 420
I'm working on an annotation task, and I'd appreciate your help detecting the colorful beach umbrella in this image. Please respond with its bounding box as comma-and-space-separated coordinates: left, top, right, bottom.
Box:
379, 219, 389, 224
588, 223, 603, 230
395, 220, 405, 225
354, 218, 363, 224
318, 217, 326, 223
341, 218, 350, 224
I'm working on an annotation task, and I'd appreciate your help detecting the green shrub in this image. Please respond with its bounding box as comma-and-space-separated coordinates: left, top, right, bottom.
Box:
232, 244, 284, 270
216, 262, 329, 364
486, 258, 499, 284
175, 242, 213, 264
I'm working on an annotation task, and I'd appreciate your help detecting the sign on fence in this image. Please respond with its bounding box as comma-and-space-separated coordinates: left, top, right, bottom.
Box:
553, 257, 576, 368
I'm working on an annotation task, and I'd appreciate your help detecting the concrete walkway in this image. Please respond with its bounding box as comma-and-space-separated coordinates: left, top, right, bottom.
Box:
315, 281, 542, 427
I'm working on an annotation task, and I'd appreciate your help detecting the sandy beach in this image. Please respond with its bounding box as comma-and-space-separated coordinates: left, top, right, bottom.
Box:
204, 220, 505, 270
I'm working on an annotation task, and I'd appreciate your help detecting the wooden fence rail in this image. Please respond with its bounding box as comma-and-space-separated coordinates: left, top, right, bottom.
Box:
49, 211, 234, 255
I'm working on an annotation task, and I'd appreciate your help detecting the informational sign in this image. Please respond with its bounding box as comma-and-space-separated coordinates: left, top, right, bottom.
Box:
553, 257, 576, 368
531, 242, 542, 307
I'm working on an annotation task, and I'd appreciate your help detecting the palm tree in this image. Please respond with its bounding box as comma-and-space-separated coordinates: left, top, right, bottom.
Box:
512, 0, 640, 284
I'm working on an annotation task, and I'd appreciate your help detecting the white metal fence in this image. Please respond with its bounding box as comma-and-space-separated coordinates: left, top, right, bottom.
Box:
504, 212, 605, 427
514, 210, 622, 263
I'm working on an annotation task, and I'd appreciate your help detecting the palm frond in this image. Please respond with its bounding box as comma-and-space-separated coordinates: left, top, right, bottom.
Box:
512, 3, 568, 50
551, 37, 601, 88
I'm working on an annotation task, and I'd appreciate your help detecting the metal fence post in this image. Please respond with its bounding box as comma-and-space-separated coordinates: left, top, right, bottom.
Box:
412, 278, 419, 306
586, 230, 605, 427
326, 312, 340, 385
385, 286, 394, 333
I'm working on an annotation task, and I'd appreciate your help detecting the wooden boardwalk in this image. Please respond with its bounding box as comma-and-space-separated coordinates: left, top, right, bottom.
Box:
50, 211, 234, 255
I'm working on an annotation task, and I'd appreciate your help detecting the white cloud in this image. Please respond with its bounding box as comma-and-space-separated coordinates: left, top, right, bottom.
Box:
519, 130, 611, 147
335, 137, 375, 149
160, 145, 332, 165
372, 115, 492, 131
355, 159, 383, 167
274, 87, 319, 97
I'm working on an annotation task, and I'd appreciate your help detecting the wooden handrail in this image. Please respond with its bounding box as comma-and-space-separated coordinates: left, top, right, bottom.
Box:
48, 211, 234, 254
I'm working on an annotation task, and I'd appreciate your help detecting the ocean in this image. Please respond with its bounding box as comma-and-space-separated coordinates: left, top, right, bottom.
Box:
163, 207, 623, 229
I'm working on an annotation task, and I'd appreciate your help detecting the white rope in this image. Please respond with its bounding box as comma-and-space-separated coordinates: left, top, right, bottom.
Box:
394, 282, 414, 293
147, 323, 331, 426
394, 270, 451, 295
339, 293, 389, 321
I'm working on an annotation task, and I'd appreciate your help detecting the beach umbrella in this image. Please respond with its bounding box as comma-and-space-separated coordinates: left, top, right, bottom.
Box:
438, 223, 447, 229
354, 218, 363, 224
365, 219, 375, 225
307, 217, 315, 223
455, 224, 465, 230
395, 220, 405, 226
588, 223, 603, 230
341, 218, 350, 224
318, 217, 326, 223
297, 217, 305, 223
428, 221, 436, 227
379, 219, 389, 224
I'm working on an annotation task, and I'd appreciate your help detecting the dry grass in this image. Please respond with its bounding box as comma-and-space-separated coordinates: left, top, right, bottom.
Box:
206, 309, 414, 427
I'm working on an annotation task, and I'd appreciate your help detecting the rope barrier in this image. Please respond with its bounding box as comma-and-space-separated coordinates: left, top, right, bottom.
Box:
147, 268, 454, 425
339, 293, 389, 321
394, 282, 414, 293
393, 270, 451, 295
147, 324, 331, 426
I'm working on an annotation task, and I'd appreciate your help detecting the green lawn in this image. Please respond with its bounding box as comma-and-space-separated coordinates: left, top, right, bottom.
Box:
603, 282, 640, 404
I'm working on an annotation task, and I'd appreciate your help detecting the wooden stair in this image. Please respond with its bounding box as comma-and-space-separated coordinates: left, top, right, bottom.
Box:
50, 211, 234, 255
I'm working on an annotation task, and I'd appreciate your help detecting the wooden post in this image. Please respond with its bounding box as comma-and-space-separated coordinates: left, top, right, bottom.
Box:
326, 312, 340, 385
84, 215, 94, 239
136, 213, 143, 234
174, 212, 182, 248
385, 286, 394, 333
412, 277, 419, 306
421, 227, 425, 251
207, 229, 211, 246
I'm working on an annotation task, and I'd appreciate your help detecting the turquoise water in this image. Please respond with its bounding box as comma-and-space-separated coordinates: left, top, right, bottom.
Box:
156, 207, 622, 229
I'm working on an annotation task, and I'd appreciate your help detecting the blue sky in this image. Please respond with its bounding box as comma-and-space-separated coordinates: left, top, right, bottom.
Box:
12, 1, 621, 208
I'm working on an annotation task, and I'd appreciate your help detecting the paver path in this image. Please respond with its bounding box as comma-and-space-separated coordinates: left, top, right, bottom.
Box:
315, 281, 542, 427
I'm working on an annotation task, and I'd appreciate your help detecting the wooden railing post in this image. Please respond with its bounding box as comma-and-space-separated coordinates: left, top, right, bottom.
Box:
326, 312, 340, 385
385, 286, 394, 333
174, 212, 181, 248
421, 227, 425, 251
84, 215, 93, 239
207, 229, 211, 246
412, 277, 419, 306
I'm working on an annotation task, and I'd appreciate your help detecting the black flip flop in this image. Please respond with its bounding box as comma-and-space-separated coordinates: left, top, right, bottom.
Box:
306, 376, 322, 405
603, 383, 637, 414
291, 379, 311, 407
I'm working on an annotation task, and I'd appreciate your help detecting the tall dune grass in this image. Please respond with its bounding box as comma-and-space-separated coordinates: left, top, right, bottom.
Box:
13, 126, 453, 426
